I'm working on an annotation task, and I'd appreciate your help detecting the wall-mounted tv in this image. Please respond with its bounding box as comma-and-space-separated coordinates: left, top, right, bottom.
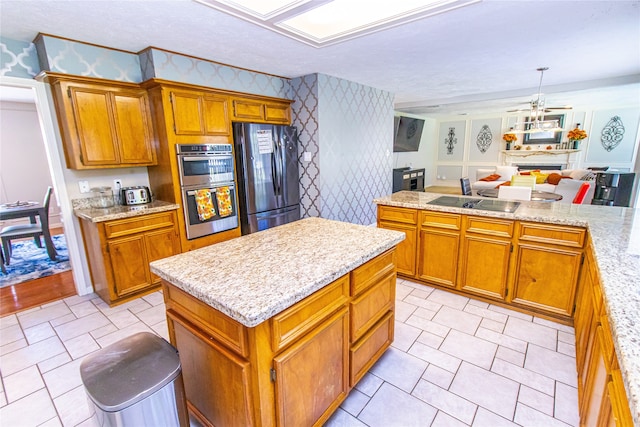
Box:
393, 116, 425, 152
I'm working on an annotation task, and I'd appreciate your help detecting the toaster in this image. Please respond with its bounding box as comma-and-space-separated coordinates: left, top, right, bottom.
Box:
121, 186, 151, 205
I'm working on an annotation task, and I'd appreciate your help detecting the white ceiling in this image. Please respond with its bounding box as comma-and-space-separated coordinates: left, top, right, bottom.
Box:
1, 0, 639, 116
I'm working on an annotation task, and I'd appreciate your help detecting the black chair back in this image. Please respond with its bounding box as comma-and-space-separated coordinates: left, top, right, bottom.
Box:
460, 177, 472, 196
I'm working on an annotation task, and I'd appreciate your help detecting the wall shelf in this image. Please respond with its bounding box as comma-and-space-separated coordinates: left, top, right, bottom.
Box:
501, 149, 582, 169
500, 149, 581, 155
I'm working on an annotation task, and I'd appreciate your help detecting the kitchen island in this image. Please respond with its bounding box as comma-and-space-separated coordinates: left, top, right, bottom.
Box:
150, 217, 405, 427
374, 191, 639, 426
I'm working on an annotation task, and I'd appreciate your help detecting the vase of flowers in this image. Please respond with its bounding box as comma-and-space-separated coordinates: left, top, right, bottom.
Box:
502, 133, 517, 150
567, 126, 588, 149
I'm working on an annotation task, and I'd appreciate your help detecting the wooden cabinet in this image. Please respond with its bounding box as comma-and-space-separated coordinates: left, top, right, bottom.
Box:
377, 206, 418, 276
458, 216, 514, 301
417, 211, 461, 288
574, 243, 634, 426
43, 74, 157, 169
231, 97, 291, 124
163, 249, 396, 426
511, 222, 585, 317
80, 210, 181, 305
169, 89, 230, 136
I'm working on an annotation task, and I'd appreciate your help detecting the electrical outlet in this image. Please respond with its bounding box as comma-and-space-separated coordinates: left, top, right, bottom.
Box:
78, 180, 90, 193
113, 179, 122, 191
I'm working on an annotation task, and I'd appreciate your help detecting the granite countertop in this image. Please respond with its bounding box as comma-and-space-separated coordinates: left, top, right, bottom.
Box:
73, 200, 180, 222
149, 217, 405, 328
374, 191, 640, 425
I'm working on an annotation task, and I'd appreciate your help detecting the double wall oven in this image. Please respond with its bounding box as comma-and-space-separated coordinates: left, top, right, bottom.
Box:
176, 144, 238, 239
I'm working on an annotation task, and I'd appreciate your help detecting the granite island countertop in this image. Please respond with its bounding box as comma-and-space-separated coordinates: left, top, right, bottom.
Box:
374, 191, 640, 425
73, 200, 180, 222
149, 217, 405, 328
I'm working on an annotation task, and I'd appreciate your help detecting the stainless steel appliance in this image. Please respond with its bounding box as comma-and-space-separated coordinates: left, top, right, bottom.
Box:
176, 144, 238, 239
592, 172, 635, 207
121, 186, 151, 205
233, 123, 300, 235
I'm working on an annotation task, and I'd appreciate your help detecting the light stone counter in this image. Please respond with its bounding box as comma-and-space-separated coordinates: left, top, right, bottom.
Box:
149, 217, 405, 328
374, 191, 640, 425
73, 200, 180, 222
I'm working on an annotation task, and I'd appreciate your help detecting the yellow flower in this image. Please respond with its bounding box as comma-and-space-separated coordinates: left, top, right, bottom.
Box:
502, 133, 517, 142
567, 128, 588, 141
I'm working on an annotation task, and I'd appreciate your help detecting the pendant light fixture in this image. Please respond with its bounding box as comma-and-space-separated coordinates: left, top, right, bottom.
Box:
507, 67, 566, 135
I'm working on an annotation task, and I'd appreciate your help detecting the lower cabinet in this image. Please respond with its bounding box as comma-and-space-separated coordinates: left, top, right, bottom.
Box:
417, 211, 461, 288
575, 245, 634, 426
80, 210, 181, 306
377, 206, 417, 276
164, 249, 396, 427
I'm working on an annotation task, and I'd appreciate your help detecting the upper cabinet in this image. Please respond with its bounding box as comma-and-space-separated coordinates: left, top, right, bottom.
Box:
231, 97, 291, 124
42, 74, 157, 170
169, 89, 230, 136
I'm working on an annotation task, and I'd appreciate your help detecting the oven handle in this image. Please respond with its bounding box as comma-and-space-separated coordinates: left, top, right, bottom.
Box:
180, 155, 232, 161
185, 185, 235, 196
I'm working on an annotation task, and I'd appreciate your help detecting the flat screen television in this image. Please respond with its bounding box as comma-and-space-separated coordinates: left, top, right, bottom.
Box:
393, 116, 425, 152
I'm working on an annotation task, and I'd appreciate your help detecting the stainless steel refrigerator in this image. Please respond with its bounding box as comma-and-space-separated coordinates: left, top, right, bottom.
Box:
233, 122, 300, 235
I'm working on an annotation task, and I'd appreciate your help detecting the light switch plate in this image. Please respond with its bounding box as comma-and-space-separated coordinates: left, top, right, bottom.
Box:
78, 180, 90, 193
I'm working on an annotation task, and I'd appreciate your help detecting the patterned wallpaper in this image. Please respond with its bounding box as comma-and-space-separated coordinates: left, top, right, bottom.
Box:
291, 73, 394, 225
0, 38, 40, 78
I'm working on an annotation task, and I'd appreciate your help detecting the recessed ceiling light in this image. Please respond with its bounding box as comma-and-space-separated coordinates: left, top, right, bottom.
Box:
196, 0, 481, 47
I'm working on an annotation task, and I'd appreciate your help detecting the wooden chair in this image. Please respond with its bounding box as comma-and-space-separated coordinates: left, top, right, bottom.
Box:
460, 177, 472, 196
1, 187, 53, 265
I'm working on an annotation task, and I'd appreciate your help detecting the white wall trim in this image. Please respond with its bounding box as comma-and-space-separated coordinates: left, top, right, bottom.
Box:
0, 76, 94, 296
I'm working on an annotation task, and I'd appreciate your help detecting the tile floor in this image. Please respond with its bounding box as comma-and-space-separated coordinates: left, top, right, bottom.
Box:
0, 278, 580, 426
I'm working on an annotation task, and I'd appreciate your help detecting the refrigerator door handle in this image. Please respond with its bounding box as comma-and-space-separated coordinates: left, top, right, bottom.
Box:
270, 151, 279, 195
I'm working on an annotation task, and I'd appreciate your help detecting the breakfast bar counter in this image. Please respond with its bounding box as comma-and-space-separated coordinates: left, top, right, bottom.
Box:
150, 217, 405, 426
374, 191, 640, 426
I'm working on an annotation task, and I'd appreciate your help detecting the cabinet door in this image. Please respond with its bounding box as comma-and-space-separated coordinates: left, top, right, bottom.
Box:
264, 103, 290, 123
232, 98, 264, 121
459, 235, 511, 300
511, 244, 581, 316
170, 91, 205, 135
202, 94, 230, 135
108, 235, 151, 297
417, 228, 459, 287
273, 308, 349, 427
581, 325, 611, 427
68, 86, 119, 166
144, 227, 180, 285
379, 221, 416, 276
112, 90, 155, 164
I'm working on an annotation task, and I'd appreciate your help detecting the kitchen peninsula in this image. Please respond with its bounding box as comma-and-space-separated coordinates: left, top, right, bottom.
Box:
374, 191, 639, 426
149, 217, 405, 426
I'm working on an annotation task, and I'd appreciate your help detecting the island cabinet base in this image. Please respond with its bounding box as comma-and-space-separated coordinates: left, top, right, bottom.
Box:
162, 248, 397, 427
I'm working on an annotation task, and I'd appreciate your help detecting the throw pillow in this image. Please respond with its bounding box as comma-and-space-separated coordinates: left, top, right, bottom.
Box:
530, 171, 549, 184
519, 169, 540, 176
547, 173, 569, 185
495, 181, 511, 188
479, 174, 501, 182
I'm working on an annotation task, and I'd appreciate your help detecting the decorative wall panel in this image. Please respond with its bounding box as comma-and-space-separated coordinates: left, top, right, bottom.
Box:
438, 121, 465, 162
0, 38, 40, 78
586, 108, 639, 163
469, 118, 501, 162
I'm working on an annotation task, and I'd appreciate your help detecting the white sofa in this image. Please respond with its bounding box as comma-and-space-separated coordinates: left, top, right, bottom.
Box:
472, 166, 596, 204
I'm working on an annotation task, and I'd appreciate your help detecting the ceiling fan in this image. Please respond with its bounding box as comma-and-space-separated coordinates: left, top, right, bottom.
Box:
506, 67, 572, 114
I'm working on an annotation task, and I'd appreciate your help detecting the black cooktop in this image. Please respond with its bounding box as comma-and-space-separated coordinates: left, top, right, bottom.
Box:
426, 196, 520, 213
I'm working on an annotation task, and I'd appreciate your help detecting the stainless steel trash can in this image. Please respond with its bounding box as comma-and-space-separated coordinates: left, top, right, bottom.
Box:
80, 332, 189, 427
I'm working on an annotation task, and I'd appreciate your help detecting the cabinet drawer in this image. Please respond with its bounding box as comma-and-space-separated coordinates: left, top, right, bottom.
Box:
420, 211, 461, 230
164, 283, 249, 357
350, 311, 393, 387
104, 211, 177, 239
271, 275, 349, 352
518, 222, 586, 248
378, 206, 418, 225
351, 249, 396, 296
465, 216, 514, 238
350, 272, 395, 342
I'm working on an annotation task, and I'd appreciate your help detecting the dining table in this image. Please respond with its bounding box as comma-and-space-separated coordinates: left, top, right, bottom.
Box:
0, 201, 57, 262
477, 188, 563, 202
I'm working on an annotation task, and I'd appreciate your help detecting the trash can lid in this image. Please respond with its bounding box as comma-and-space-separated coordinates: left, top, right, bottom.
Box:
80, 332, 182, 412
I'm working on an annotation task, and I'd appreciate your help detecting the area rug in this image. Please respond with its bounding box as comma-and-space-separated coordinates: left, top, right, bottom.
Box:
0, 234, 70, 288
